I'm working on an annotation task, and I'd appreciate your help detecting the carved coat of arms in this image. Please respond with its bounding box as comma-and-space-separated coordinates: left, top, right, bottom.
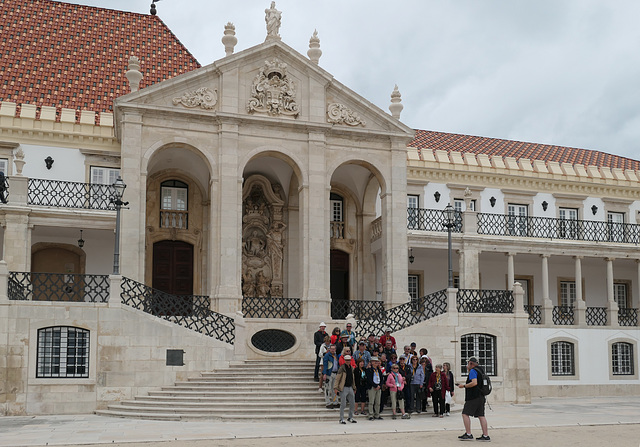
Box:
247, 58, 299, 117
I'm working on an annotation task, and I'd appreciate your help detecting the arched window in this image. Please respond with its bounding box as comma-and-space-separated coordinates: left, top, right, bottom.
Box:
160, 180, 188, 229
551, 341, 575, 376
37, 326, 89, 378
612, 342, 634, 376
460, 333, 496, 376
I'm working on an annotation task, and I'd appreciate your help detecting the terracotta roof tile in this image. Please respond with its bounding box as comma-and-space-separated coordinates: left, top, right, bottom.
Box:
0, 0, 200, 115
410, 129, 640, 171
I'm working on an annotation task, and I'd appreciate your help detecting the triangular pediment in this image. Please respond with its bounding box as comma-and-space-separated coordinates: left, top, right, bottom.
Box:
115, 39, 413, 139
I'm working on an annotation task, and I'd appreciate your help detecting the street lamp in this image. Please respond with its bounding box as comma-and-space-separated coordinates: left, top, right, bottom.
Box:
111, 176, 128, 275
443, 204, 455, 288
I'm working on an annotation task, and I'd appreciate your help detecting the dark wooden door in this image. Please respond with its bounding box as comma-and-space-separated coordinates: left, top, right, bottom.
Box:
330, 249, 349, 300
152, 240, 194, 296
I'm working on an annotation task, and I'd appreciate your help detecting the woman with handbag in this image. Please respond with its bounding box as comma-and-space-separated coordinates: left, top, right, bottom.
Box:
427, 363, 450, 418
443, 362, 455, 416
385, 363, 410, 419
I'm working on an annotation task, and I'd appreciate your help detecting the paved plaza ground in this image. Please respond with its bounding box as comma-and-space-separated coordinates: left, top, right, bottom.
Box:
0, 396, 637, 447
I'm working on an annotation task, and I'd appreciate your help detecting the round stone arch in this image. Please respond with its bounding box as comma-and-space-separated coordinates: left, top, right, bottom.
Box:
326, 157, 388, 197
239, 147, 307, 190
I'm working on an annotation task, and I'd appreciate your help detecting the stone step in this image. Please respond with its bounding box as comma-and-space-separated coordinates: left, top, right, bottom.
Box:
163, 384, 319, 392
95, 409, 338, 422
139, 394, 321, 403
104, 403, 337, 416
149, 389, 323, 398
200, 371, 312, 377
184, 377, 314, 384
126, 399, 326, 408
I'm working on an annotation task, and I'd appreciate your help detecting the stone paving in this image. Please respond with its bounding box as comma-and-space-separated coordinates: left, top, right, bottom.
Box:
0, 396, 638, 446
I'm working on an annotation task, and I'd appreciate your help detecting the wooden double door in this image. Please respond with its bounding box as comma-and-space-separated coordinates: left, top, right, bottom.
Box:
152, 240, 194, 296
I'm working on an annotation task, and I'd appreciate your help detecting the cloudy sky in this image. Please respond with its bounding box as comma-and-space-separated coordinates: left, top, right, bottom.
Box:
58, 0, 640, 160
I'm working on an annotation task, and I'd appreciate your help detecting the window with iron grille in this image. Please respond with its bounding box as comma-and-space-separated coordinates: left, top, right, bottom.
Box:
408, 274, 419, 300
460, 333, 496, 376
551, 341, 575, 376
37, 326, 89, 378
612, 342, 634, 375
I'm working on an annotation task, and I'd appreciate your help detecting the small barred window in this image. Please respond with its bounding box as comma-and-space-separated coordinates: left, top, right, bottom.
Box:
37, 326, 89, 378
612, 342, 634, 376
551, 341, 575, 376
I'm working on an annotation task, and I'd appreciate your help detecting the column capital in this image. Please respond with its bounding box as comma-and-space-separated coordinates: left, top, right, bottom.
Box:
506, 252, 517, 257
605, 257, 616, 262
573, 255, 583, 260
540, 254, 550, 259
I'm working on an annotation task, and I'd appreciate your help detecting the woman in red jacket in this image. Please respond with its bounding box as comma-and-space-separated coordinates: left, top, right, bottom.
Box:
427, 363, 450, 418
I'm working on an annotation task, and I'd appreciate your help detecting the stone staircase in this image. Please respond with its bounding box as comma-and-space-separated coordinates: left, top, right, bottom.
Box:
96, 359, 338, 421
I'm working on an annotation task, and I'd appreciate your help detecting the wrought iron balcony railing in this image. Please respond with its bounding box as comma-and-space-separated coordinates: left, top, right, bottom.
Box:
552, 306, 574, 325
619, 308, 638, 326
477, 213, 640, 244
586, 307, 607, 326
524, 304, 542, 324
8, 272, 110, 302
457, 289, 514, 313
241, 296, 301, 319
407, 208, 463, 232
331, 299, 385, 320
120, 277, 234, 344
28, 178, 116, 210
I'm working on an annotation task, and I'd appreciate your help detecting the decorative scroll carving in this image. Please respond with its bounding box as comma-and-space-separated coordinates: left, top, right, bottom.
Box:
242, 175, 287, 298
247, 59, 299, 117
172, 87, 217, 110
327, 103, 366, 127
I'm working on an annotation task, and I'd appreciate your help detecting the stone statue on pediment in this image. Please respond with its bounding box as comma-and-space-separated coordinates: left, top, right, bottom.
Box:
265, 2, 281, 41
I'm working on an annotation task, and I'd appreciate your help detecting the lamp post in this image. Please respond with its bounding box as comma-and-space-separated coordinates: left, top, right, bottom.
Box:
111, 177, 128, 275
443, 204, 455, 288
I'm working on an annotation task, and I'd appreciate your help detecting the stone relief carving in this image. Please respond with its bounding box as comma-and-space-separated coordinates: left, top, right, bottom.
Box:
172, 87, 218, 110
241, 175, 287, 298
247, 59, 299, 117
327, 103, 366, 127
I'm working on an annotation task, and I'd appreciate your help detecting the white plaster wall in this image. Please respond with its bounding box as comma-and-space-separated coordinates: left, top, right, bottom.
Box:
529, 327, 640, 386
19, 144, 86, 182
423, 182, 446, 209
481, 188, 504, 214
533, 193, 555, 218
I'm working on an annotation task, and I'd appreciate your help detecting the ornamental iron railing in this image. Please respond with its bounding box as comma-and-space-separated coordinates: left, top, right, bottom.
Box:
120, 277, 234, 344
331, 299, 385, 320
8, 272, 110, 302
456, 289, 514, 313
407, 208, 463, 232
356, 289, 448, 336
28, 179, 116, 210
619, 308, 638, 327
552, 306, 574, 325
586, 307, 607, 326
477, 213, 640, 244
524, 304, 542, 324
241, 296, 301, 319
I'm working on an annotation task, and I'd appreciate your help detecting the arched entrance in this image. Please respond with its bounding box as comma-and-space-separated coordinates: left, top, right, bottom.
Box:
152, 240, 194, 295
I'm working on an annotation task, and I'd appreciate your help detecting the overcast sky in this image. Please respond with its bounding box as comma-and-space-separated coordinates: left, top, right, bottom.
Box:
58, 0, 640, 160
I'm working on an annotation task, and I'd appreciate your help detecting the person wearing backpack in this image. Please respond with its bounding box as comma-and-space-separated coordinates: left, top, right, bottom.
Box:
457, 357, 490, 441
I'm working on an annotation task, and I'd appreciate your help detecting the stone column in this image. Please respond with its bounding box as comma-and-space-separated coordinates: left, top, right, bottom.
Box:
233, 311, 247, 361
381, 142, 410, 307
541, 254, 553, 325
2, 212, 30, 272
606, 257, 619, 327
108, 275, 123, 306
574, 256, 586, 327
0, 260, 8, 302
459, 247, 479, 289
512, 282, 531, 403
304, 132, 330, 319
506, 252, 515, 290
215, 122, 242, 314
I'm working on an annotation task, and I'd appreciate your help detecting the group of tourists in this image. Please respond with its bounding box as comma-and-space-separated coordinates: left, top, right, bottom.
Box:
313, 322, 490, 441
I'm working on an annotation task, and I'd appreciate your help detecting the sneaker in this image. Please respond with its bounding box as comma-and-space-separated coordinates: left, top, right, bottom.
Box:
458, 433, 474, 441
318, 388, 323, 393
392, 414, 397, 420
347, 418, 357, 423
339, 420, 346, 424
354, 411, 359, 415
416, 411, 421, 414
369, 416, 375, 421
376, 416, 384, 420
446, 412, 451, 416
476, 435, 491, 442
401, 413, 410, 419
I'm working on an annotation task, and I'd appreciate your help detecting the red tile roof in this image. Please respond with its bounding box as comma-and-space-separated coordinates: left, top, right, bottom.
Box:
0, 0, 200, 116
410, 129, 640, 171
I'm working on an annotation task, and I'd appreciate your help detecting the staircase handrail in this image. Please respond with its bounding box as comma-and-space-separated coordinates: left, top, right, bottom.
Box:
120, 277, 235, 345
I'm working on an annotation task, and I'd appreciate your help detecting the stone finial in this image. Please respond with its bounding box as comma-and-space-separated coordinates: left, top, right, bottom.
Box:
307, 30, 322, 64
222, 22, 238, 56
389, 84, 403, 119
265, 1, 282, 41
125, 55, 143, 93
13, 147, 25, 176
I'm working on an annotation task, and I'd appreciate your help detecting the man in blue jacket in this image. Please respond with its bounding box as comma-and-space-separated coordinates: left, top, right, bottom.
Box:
323, 344, 339, 408
457, 357, 490, 441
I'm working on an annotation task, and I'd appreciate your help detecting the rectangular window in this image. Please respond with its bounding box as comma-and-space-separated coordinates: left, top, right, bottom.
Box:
558, 207, 578, 239
460, 333, 496, 376
161, 186, 187, 211
608, 212, 625, 242
507, 204, 528, 236
560, 281, 576, 308
408, 274, 419, 300
614, 283, 629, 309
90, 166, 120, 185
612, 342, 634, 375
551, 341, 575, 376
454, 199, 475, 212
0, 158, 8, 175
407, 195, 419, 230
407, 194, 419, 209
37, 327, 89, 378
330, 199, 343, 222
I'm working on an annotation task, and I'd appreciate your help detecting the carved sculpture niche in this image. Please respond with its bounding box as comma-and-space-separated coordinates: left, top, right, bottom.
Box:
242, 175, 287, 298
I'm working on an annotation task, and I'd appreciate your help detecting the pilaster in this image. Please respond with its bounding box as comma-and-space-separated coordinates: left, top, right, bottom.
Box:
459, 247, 479, 289
512, 282, 531, 403
574, 256, 586, 327
2, 211, 30, 271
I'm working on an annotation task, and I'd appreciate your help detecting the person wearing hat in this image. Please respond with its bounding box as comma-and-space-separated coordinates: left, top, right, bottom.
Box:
365, 356, 384, 420
340, 323, 357, 348
365, 333, 380, 355
353, 340, 372, 367
379, 328, 396, 350
457, 357, 490, 441
313, 322, 327, 381
336, 333, 350, 356
334, 354, 357, 424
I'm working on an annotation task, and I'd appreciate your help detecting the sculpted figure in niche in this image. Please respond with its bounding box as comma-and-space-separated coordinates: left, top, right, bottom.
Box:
256, 270, 271, 297
265, 1, 281, 39
266, 221, 286, 281
245, 230, 266, 256
242, 270, 256, 297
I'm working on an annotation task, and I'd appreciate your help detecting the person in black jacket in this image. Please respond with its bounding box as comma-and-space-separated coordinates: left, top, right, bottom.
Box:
313, 322, 327, 380
365, 356, 384, 420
